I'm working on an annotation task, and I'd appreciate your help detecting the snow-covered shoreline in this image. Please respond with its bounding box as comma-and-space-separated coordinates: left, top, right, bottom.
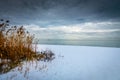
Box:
1, 44, 120, 80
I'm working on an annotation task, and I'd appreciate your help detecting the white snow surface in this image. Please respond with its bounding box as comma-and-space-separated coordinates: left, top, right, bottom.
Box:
0, 44, 120, 80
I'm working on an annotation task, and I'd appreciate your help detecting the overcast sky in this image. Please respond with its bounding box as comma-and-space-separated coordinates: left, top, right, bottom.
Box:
0, 0, 120, 40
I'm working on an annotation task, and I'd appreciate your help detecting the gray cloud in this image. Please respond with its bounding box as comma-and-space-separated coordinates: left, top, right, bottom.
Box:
24, 22, 120, 40
0, 0, 120, 26
0, 0, 120, 40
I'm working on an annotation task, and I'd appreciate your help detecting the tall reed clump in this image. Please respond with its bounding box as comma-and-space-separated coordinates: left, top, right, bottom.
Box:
0, 19, 37, 63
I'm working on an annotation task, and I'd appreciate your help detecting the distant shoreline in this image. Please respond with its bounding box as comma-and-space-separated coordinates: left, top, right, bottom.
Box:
33, 39, 120, 48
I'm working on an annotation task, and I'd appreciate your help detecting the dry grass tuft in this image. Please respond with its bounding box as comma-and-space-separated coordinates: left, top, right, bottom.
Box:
0, 19, 36, 62
0, 19, 55, 74
0, 19, 37, 73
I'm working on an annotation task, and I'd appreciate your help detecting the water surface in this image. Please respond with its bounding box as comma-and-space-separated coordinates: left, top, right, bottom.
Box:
38, 39, 120, 47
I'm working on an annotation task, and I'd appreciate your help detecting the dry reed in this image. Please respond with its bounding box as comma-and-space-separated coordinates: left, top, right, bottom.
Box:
0, 19, 36, 62
0, 19, 38, 73
0, 19, 55, 74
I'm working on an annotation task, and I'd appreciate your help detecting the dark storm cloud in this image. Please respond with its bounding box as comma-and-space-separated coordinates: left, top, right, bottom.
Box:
0, 0, 120, 26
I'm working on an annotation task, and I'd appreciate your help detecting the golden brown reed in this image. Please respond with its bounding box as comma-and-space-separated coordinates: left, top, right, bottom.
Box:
0, 19, 54, 74
0, 20, 37, 62
0, 19, 39, 73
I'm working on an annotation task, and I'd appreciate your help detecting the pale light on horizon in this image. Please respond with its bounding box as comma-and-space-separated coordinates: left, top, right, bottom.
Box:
24, 21, 120, 40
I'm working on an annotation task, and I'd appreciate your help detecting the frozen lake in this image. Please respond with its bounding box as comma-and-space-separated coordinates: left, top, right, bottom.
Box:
0, 44, 120, 80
